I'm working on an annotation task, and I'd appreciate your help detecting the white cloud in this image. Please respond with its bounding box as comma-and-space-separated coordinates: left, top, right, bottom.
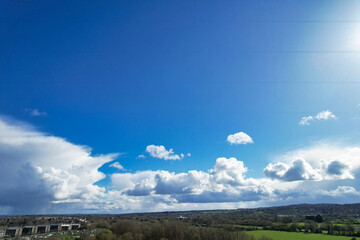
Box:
137, 154, 146, 159
0, 118, 118, 214
264, 143, 357, 181
111, 157, 270, 204
299, 110, 336, 125
315, 110, 337, 120
299, 116, 313, 126
326, 160, 351, 177
109, 162, 125, 171
264, 158, 322, 181
227, 132, 253, 145
211, 157, 248, 185
2, 117, 360, 214
26, 108, 47, 117
67, 143, 360, 211
112, 170, 158, 196
323, 186, 360, 197
154, 170, 211, 195
145, 145, 184, 160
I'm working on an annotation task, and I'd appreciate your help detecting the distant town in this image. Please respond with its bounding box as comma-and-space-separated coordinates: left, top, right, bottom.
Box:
0, 216, 85, 239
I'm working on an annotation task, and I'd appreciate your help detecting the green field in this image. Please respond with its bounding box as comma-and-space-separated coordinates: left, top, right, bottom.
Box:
248, 230, 354, 240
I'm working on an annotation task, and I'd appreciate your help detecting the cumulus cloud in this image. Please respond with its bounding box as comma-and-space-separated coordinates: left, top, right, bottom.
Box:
111, 157, 270, 204
264, 143, 357, 182
156, 170, 216, 196
111, 171, 158, 193
110, 162, 125, 171
299, 110, 336, 125
227, 132, 253, 145
145, 145, 186, 160
326, 160, 349, 176
0, 118, 118, 214
264, 159, 322, 181
211, 157, 248, 185
61, 143, 360, 211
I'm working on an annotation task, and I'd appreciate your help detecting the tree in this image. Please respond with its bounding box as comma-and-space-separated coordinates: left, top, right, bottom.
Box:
315, 215, 323, 223
96, 229, 115, 240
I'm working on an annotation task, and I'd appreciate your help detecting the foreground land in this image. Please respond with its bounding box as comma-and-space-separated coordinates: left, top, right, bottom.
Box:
2, 203, 360, 239
248, 230, 353, 240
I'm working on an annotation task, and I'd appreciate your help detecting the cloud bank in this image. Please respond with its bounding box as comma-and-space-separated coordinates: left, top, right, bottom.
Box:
111, 157, 270, 204
1, 118, 360, 214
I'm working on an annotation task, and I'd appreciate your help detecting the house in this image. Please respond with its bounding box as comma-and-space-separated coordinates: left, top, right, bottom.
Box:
22, 226, 38, 235
6, 227, 22, 237
0, 230, 5, 238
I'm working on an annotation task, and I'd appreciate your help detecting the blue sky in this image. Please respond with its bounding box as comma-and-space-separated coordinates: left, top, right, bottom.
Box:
1, 0, 360, 214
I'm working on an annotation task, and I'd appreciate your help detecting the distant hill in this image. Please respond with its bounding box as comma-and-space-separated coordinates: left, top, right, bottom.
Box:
250, 203, 360, 217
5, 203, 360, 218
117, 203, 360, 219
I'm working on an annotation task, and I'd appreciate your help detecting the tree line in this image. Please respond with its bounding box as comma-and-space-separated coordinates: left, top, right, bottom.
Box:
79, 219, 272, 240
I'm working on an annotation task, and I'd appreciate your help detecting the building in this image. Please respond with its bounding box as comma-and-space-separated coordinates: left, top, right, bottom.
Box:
6, 227, 22, 237
0, 230, 5, 238
37, 225, 50, 233
70, 224, 81, 230
61, 224, 72, 231
50, 224, 61, 232
22, 226, 38, 235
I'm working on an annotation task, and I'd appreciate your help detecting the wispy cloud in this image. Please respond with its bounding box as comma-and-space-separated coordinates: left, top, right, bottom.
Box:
227, 132, 253, 145
109, 162, 125, 171
299, 110, 336, 126
26, 108, 47, 117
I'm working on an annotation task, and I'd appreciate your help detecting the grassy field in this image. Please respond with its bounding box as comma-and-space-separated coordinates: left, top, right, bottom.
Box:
248, 230, 354, 240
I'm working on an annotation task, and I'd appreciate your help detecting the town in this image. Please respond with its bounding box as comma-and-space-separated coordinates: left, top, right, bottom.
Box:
0, 216, 85, 239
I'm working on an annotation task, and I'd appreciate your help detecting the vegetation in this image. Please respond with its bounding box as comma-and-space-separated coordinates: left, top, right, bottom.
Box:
82, 219, 263, 240
3, 203, 360, 239
248, 230, 354, 240
76, 204, 360, 239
